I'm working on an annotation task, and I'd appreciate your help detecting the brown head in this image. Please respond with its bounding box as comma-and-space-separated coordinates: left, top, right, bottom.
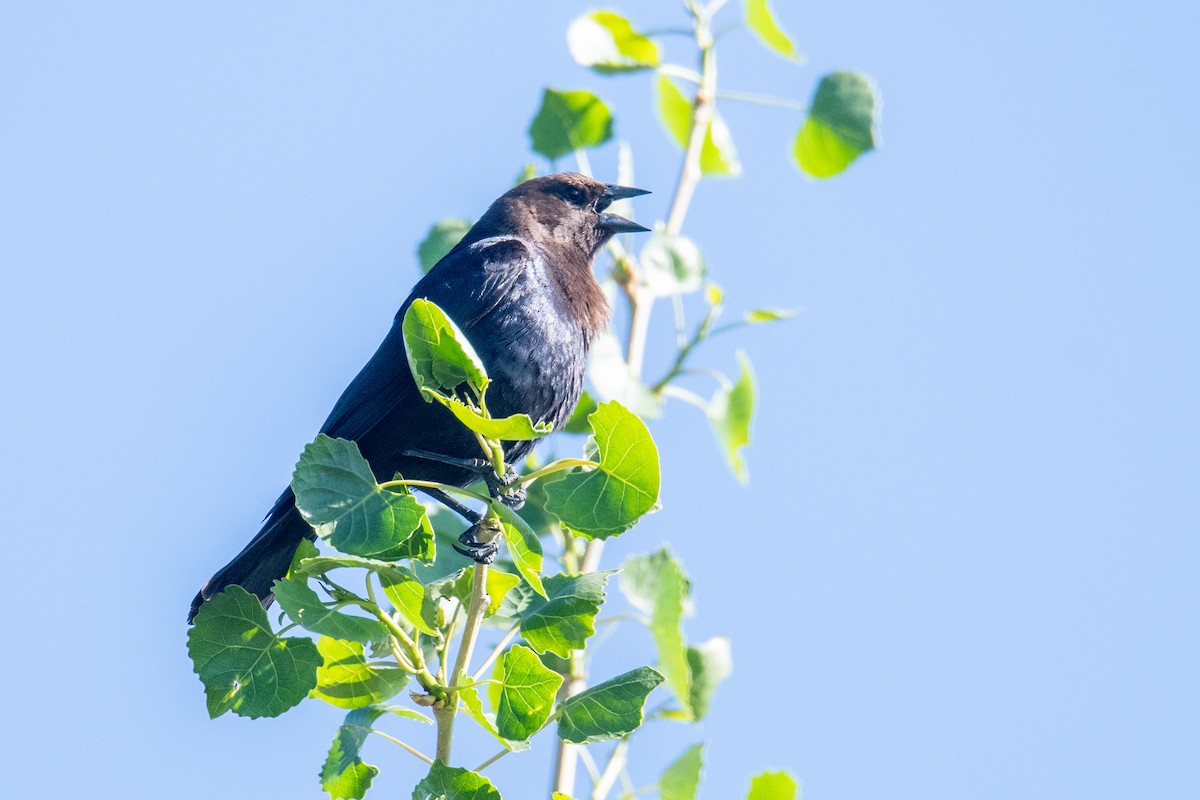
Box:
473, 173, 650, 257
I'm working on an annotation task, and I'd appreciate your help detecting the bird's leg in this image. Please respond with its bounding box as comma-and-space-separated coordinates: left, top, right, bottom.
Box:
403, 448, 526, 510
420, 487, 501, 565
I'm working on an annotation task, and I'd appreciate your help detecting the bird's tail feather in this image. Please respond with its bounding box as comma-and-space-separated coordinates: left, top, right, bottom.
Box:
187, 500, 312, 623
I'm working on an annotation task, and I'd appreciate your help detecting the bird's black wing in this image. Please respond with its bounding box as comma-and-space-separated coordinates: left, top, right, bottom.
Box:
317, 236, 531, 443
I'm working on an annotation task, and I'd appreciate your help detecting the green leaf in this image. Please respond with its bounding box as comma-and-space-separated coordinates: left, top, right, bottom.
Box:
744, 0, 800, 61
544, 401, 661, 539
567, 10, 660, 74
529, 88, 614, 161
292, 435, 429, 559
403, 298, 489, 397
496, 505, 546, 598
686, 637, 732, 721
621, 549, 691, 715
273, 575, 387, 644
661, 743, 704, 800
412, 761, 501, 800
423, 390, 552, 441
312, 637, 410, 709
587, 330, 662, 419
640, 230, 707, 296
458, 676, 530, 752
655, 77, 741, 176
552, 795, 578, 800
747, 771, 800, 800
562, 390, 599, 434
187, 586, 321, 719
485, 569, 521, 617
417, 218, 473, 274
794, 71, 879, 179
495, 644, 564, 741
511, 571, 613, 658
379, 565, 440, 636
745, 307, 799, 323
320, 705, 430, 799
557, 666, 664, 744
708, 352, 756, 483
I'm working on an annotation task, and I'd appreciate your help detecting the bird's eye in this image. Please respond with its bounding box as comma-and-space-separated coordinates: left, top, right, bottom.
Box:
563, 185, 587, 206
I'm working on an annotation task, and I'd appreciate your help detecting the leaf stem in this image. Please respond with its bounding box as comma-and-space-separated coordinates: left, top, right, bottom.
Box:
379, 478, 491, 503
516, 458, 598, 486
369, 729, 434, 765
472, 621, 522, 681
717, 89, 806, 111
473, 747, 511, 773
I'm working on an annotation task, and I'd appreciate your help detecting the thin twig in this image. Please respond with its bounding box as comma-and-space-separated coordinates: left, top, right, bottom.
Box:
369, 730, 434, 765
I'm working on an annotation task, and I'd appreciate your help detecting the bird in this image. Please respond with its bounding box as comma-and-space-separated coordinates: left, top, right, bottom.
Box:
188, 173, 650, 622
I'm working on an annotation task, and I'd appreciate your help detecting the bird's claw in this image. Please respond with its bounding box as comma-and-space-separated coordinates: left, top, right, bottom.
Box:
485, 466, 526, 510
452, 518, 503, 564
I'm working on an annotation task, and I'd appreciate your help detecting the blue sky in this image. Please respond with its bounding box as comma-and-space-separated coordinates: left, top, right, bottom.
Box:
2, 2, 1197, 799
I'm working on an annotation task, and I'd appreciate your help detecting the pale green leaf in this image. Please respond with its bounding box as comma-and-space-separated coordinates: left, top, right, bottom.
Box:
745, 307, 799, 323
655, 76, 741, 176
412, 761, 501, 800
794, 71, 879, 178
403, 298, 489, 397
422, 389, 552, 441
748, 771, 800, 800
187, 586, 321, 719
529, 88, 614, 161
640, 230, 707, 296
544, 400, 661, 539
485, 569, 521, 617
312, 637, 410, 710
661, 743, 704, 800
621, 549, 691, 715
708, 352, 756, 482
458, 676, 530, 752
417, 218, 473, 274
378, 565, 440, 636
495, 644, 563, 741
495, 505, 546, 598
273, 575, 387, 644
687, 636, 732, 721
568, 10, 660, 74
744, 0, 800, 60
291, 435, 429, 559
557, 666, 664, 744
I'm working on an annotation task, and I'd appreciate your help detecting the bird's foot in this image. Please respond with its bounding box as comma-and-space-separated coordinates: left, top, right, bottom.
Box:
452, 517, 503, 564
485, 466, 526, 510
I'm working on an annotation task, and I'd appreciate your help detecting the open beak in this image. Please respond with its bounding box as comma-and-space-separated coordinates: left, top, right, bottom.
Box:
596, 184, 651, 233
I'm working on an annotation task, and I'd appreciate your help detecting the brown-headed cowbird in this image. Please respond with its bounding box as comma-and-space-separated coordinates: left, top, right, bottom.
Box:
188, 173, 649, 622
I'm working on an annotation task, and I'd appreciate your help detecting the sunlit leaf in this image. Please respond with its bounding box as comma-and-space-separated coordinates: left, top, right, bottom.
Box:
403, 298, 489, 397
568, 10, 660, 73
529, 88, 614, 161
422, 390, 552, 441
273, 575, 387, 644
640, 230, 707, 296
413, 761, 501, 800
686, 637, 732, 721
655, 76, 741, 176
660, 743, 704, 800
621, 549, 691, 715
794, 71, 879, 178
311, 637, 410, 710
378, 565, 440, 636
495, 644, 563, 741
708, 352, 756, 482
745, 307, 799, 323
544, 401, 661, 539
747, 770, 801, 800
744, 0, 800, 60
291, 435, 429, 559
485, 569, 521, 617
458, 676, 530, 752
495, 506, 546, 598
187, 586, 321, 719
557, 666, 664, 744
417, 218, 473, 274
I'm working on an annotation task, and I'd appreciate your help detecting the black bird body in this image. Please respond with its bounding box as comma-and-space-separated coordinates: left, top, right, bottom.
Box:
189, 174, 648, 621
